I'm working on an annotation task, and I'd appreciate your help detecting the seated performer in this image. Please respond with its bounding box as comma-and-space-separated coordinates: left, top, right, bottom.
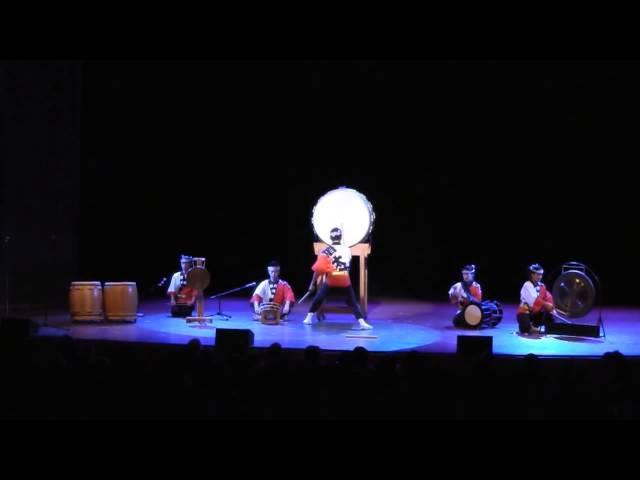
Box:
448, 264, 483, 327
303, 227, 372, 330
517, 263, 556, 335
250, 261, 296, 321
167, 255, 197, 317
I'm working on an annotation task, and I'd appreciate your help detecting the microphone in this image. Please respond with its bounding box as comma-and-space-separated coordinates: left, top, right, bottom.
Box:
208, 281, 258, 299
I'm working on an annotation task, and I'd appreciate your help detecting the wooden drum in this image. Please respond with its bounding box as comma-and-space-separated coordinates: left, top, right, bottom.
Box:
69, 282, 104, 322
104, 282, 138, 322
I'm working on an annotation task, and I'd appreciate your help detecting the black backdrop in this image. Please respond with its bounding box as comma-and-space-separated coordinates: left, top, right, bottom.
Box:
2, 60, 639, 306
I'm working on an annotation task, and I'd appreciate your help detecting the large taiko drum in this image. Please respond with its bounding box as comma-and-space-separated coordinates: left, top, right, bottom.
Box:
69, 281, 104, 322
312, 187, 375, 247
104, 282, 138, 322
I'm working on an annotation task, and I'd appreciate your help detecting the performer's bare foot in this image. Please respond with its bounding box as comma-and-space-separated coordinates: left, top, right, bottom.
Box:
357, 318, 373, 330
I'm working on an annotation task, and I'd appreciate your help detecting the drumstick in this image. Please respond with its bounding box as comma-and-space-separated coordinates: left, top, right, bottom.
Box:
550, 310, 571, 323
298, 290, 313, 304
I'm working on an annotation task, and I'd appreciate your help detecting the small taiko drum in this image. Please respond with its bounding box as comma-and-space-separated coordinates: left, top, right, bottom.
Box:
69, 281, 104, 322
462, 300, 503, 328
260, 302, 282, 325
104, 282, 138, 322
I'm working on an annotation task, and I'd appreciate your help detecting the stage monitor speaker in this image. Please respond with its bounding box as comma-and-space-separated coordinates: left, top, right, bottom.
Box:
545, 322, 600, 338
457, 335, 493, 358
215, 328, 254, 351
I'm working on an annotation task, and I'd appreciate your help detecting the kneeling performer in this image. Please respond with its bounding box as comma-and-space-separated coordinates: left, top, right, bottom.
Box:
167, 255, 196, 317
517, 263, 556, 335
448, 264, 483, 327
250, 261, 296, 321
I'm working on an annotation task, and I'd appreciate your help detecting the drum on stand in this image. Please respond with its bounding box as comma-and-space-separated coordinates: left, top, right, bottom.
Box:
193, 257, 207, 270
462, 301, 503, 328
104, 282, 138, 322
311, 187, 375, 317
69, 281, 104, 322
186, 257, 212, 324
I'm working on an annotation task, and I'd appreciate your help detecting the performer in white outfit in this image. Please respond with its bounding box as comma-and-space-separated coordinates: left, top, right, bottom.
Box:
448, 264, 483, 327
250, 261, 296, 321
517, 263, 556, 334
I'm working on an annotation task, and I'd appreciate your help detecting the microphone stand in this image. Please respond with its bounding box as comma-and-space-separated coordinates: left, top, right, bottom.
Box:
43, 234, 58, 327
3, 235, 9, 317
144, 277, 168, 297
209, 282, 257, 320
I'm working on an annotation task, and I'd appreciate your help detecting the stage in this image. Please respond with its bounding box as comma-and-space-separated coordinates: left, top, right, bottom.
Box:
30, 297, 640, 357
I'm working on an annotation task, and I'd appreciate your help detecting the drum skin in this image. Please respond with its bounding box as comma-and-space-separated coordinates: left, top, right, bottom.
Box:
462, 301, 503, 328
312, 187, 375, 247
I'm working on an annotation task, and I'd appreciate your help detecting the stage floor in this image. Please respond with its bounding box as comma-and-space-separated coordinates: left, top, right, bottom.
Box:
35, 298, 640, 357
